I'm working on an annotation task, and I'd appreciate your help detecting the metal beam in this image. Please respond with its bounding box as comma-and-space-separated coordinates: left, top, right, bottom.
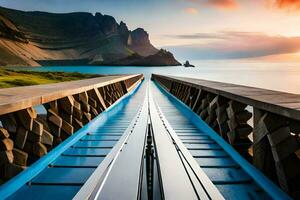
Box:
73, 86, 148, 200
149, 88, 224, 200
75, 83, 224, 200
151, 88, 225, 200
92, 89, 149, 200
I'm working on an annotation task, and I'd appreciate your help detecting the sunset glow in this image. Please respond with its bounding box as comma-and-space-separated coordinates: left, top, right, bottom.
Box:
2, 0, 300, 60
0, 1, 299, 198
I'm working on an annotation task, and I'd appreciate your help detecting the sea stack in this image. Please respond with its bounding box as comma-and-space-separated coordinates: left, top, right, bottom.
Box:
184, 60, 195, 67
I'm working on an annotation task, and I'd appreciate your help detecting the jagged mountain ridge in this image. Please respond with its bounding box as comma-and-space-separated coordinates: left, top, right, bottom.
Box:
0, 6, 180, 66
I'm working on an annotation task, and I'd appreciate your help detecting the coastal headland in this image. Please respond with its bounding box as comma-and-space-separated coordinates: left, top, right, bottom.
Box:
0, 6, 180, 67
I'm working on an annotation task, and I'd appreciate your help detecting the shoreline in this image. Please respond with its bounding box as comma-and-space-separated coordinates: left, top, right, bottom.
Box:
5, 65, 182, 68
0, 68, 101, 88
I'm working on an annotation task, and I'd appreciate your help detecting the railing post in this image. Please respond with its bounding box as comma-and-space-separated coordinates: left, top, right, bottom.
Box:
215, 96, 229, 139
253, 108, 278, 183
226, 101, 252, 160
253, 109, 300, 196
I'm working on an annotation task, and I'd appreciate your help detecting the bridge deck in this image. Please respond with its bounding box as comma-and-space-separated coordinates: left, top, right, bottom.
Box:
2, 79, 290, 200
6, 81, 146, 200
151, 81, 272, 200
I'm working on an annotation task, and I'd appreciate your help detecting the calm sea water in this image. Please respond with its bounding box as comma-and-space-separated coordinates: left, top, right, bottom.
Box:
15, 60, 300, 94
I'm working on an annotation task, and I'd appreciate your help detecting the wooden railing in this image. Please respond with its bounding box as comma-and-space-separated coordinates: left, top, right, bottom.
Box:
0, 74, 143, 182
152, 74, 300, 198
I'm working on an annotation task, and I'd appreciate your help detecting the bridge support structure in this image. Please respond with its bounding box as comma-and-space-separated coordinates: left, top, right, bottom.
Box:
152, 74, 300, 198
0, 74, 143, 182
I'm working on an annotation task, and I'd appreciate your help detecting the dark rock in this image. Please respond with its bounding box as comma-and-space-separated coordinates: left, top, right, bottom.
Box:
183, 60, 195, 67
129, 28, 151, 46
128, 28, 158, 56
0, 14, 27, 43
119, 21, 129, 34
95, 13, 118, 35
0, 6, 179, 66
104, 49, 181, 66
118, 21, 130, 43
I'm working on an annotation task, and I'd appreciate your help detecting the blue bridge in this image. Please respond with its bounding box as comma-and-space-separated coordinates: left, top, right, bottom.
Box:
0, 74, 297, 199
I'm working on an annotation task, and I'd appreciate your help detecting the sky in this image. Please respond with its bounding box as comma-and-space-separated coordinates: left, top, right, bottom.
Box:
1, 0, 300, 60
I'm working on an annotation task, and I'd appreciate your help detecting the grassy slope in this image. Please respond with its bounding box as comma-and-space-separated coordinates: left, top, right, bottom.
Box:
0, 68, 100, 88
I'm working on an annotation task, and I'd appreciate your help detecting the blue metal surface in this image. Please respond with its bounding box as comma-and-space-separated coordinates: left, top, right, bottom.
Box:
62, 148, 112, 156
89, 132, 124, 135
195, 157, 238, 167
8, 185, 81, 200
93, 88, 150, 200
178, 135, 211, 140
81, 135, 120, 141
3, 81, 146, 200
185, 143, 223, 150
151, 80, 291, 200
189, 149, 229, 157
52, 156, 105, 167
72, 140, 117, 148
31, 168, 94, 184
202, 167, 252, 183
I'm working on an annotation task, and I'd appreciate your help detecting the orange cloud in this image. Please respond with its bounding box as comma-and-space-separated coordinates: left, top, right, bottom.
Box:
165, 32, 300, 59
185, 7, 199, 14
274, 0, 300, 11
206, 0, 238, 10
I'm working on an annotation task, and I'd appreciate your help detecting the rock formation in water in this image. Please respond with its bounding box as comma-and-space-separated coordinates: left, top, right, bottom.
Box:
0, 6, 180, 66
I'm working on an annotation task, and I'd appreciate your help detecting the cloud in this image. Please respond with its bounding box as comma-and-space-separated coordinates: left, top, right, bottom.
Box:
206, 0, 238, 10
167, 33, 228, 39
183, 0, 238, 11
275, 0, 300, 9
164, 32, 300, 59
268, 0, 300, 12
184, 7, 199, 14
167, 32, 264, 40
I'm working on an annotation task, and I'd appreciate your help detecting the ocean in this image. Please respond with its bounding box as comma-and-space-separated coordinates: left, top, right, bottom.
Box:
14, 59, 300, 94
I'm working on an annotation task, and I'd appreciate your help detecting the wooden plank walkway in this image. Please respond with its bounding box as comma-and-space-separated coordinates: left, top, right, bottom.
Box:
0, 75, 141, 115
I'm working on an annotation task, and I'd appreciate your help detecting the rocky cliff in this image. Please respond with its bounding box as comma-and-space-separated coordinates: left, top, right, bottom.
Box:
104, 49, 181, 66
0, 6, 180, 66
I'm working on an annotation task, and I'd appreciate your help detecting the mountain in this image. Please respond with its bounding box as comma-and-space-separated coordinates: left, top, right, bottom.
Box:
0, 6, 180, 66
105, 49, 181, 66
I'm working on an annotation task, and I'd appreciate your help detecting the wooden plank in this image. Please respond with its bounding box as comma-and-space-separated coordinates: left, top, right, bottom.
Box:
0, 74, 143, 116
12, 148, 28, 166
0, 128, 9, 139
0, 138, 14, 151
15, 127, 28, 149
152, 74, 300, 121
0, 150, 13, 165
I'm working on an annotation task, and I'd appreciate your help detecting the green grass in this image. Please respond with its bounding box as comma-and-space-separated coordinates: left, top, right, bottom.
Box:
0, 68, 101, 88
